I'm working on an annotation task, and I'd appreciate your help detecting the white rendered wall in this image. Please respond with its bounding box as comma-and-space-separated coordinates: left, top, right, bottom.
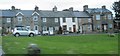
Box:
60, 17, 78, 32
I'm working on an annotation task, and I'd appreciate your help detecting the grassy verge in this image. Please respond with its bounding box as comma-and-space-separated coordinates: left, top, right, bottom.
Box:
2, 34, 118, 54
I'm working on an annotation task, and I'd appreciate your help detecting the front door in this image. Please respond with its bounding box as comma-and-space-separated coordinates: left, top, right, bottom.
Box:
34, 25, 39, 34
49, 27, 53, 35
102, 24, 107, 32
73, 25, 76, 32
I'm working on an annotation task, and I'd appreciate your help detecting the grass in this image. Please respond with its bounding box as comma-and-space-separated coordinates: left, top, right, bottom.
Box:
2, 34, 118, 54
0, 37, 1, 46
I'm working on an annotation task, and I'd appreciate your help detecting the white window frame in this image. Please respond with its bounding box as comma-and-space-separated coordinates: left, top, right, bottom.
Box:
17, 16, 22, 21
79, 19, 81, 22
108, 14, 112, 19
43, 18, 46, 22
7, 18, 11, 23
34, 25, 38, 30
26, 26, 30, 30
55, 18, 58, 22
88, 25, 90, 29
96, 15, 100, 20
33, 16, 38, 21
72, 18, 75, 22
96, 24, 100, 30
63, 17, 66, 22
69, 27, 72, 31
88, 18, 91, 22
43, 26, 47, 31
55, 26, 59, 31
109, 24, 112, 28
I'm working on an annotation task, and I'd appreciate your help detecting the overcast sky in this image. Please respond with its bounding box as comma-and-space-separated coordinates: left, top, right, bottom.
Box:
0, 0, 119, 16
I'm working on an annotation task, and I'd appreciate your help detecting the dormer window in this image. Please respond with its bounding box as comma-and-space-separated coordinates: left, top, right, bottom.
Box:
33, 16, 38, 21
17, 16, 22, 21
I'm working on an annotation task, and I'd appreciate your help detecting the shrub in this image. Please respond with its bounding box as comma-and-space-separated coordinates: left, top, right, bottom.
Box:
108, 33, 115, 37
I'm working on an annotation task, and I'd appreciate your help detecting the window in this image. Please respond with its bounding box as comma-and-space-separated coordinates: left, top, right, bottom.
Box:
34, 25, 38, 30
16, 27, 23, 30
104, 15, 107, 20
7, 18, 11, 23
55, 18, 58, 22
96, 15, 100, 20
33, 16, 38, 21
43, 26, 47, 31
69, 27, 72, 31
108, 14, 112, 19
63, 17, 66, 22
88, 18, 91, 22
72, 18, 75, 22
26, 26, 30, 30
88, 25, 90, 29
43, 18, 46, 22
17, 16, 22, 21
79, 19, 81, 22
109, 24, 112, 28
97, 24, 100, 30
55, 26, 59, 30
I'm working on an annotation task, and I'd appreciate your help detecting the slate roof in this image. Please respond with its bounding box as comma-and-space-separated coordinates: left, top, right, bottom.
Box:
0, 10, 91, 18
73, 11, 91, 18
17, 10, 34, 17
1, 10, 15, 17
86, 8, 111, 14
37, 10, 75, 17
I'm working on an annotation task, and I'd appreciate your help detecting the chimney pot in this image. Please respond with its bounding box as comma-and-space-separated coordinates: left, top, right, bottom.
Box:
102, 5, 106, 9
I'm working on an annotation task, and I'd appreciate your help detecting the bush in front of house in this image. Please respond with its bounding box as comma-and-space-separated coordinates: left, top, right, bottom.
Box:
108, 33, 115, 37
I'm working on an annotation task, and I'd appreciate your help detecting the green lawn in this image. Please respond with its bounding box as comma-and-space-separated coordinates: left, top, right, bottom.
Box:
0, 37, 1, 46
2, 34, 118, 54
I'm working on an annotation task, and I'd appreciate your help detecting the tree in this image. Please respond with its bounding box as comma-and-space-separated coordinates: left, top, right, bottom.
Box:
112, 1, 120, 18
112, 1, 120, 30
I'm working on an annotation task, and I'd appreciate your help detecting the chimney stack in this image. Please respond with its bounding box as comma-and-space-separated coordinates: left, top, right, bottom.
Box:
53, 6, 57, 12
83, 5, 88, 11
35, 6, 39, 11
102, 5, 106, 9
11, 6, 15, 10
69, 7, 73, 12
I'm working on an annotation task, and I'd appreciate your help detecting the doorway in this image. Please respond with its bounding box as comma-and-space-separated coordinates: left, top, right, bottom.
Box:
102, 24, 107, 32
73, 25, 76, 32
49, 27, 54, 35
34, 25, 39, 34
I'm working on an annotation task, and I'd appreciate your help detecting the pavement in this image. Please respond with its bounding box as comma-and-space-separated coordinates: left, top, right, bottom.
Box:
0, 46, 4, 56
0, 35, 4, 56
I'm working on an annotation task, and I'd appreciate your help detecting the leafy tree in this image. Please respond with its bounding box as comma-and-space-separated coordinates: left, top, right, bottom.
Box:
112, 1, 120, 18
112, 1, 120, 30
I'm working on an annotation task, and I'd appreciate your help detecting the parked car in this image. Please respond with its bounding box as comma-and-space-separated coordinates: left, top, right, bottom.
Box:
13, 26, 36, 37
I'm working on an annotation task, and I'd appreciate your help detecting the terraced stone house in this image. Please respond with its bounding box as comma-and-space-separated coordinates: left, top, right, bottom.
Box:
83, 5, 113, 33
0, 5, 113, 34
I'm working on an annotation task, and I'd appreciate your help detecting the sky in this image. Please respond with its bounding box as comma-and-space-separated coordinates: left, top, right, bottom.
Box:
0, 0, 119, 16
